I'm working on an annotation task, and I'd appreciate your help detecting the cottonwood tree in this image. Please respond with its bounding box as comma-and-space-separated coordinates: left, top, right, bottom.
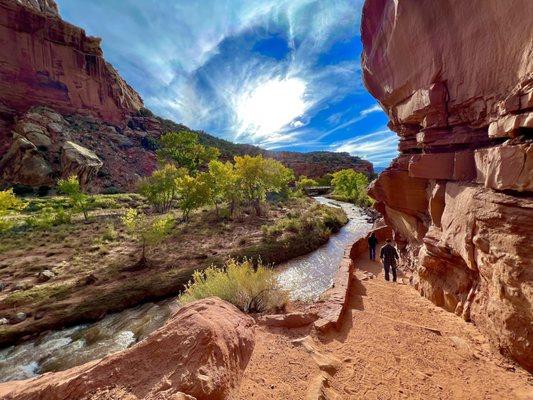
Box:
234, 155, 294, 216
175, 172, 211, 221
122, 209, 174, 269
207, 160, 241, 216
157, 131, 219, 173
138, 164, 186, 213
331, 169, 370, 205
57, 175, 91, 221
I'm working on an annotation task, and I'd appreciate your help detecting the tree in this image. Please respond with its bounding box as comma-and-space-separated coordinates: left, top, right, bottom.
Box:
331, 169, 370, 205
207, 160, 240, 216
175, 173, 211, 221
121, 209, 174, 268
234, 155, 294, 216
138, 164, 186, 213
0, 189, 26, 233
157, 131, 220, 173
295, 176, 318, 195
57, 175, 91, 221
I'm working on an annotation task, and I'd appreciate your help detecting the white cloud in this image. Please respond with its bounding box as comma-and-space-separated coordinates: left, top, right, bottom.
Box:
329, 128, 399, 166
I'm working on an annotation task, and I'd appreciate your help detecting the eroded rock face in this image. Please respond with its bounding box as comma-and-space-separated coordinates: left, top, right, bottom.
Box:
362, 0, 533, 371
0, 298, 256, 400
0, 0, 142, 124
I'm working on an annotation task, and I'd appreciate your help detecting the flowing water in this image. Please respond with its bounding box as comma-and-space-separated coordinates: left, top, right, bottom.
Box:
0, 198, 372, 382
276, 197, 373, 300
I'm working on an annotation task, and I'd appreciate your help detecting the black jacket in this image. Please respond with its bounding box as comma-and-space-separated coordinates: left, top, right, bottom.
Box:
380, 244, 399, 265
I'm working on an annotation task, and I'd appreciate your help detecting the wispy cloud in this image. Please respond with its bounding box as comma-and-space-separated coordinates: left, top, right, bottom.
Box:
329, 128, 399, 166
57, 0, 398, 168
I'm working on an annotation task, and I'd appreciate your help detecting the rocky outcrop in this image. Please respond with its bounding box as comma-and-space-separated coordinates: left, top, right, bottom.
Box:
362, 0, 533, 371
0, 298, 256, 400
0, 0, 142, 125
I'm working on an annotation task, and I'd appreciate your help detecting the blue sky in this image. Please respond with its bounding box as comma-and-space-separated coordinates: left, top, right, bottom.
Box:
57, 0, 397, 167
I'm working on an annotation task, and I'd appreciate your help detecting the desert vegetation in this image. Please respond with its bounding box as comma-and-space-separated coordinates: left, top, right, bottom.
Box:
0, 131, 350, 344
329, 168, 373, 206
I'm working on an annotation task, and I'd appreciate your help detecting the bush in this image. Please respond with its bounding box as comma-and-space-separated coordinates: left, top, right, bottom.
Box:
138, 164, 185, 213
57, 175, 91, 221
0, 189, 26, 233
122, 209, 174, 268
26, 207, 72, 229
180, 258, 288, 313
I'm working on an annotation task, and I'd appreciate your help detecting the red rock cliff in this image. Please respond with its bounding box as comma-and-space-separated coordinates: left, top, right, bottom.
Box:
0, 0, 142, 124
361, 0, 532, 371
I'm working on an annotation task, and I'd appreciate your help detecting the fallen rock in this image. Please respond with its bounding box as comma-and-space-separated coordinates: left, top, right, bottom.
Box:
0, 318, 8, 325
10, 312, 27, 324
61, 141, 103, 186
258, 312, 318, 329
0, 297, 255, 400
292, 336, 340, 374
37, 269, 55, 283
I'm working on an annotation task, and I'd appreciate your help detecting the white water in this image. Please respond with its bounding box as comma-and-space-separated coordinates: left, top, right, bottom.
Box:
0, 198, 372, 382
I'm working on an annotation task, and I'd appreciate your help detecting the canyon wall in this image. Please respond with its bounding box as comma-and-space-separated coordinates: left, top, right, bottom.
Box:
361, 0, 532, 371
0, 0, 143, 124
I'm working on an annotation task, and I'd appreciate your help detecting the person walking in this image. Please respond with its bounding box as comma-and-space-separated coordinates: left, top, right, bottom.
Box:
368, 232, 378, 261
380, 238, 399, 282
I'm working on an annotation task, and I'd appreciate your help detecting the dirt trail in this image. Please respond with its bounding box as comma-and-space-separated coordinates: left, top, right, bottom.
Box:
237, 246, 533, 400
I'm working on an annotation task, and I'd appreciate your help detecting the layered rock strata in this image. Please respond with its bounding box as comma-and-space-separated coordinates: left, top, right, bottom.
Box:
361, 0, 533, 371
0, 0, 143, 124
0, 298, 256, 400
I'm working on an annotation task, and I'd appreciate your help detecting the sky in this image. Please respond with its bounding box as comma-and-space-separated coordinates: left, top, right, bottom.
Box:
57, 0, 397, 167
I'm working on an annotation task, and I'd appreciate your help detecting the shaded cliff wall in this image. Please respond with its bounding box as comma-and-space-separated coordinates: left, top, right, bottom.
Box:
0, 0, 143, 125
361, 0, 532, 371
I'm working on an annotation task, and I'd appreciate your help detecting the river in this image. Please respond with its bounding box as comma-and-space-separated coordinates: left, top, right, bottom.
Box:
0, 198, 372, 382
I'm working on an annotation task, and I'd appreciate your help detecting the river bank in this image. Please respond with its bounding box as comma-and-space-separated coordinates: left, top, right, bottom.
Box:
0, 198, 371, 383
0, 195, 346, 350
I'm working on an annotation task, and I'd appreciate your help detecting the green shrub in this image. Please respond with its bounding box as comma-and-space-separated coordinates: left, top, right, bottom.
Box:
0, 189, 26, 233
102, 223, 118, 242
180, 258, 288, 313
57, 176, 91, 221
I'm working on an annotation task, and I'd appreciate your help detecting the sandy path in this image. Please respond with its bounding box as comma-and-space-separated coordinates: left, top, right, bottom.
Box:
237, 247, 533, 400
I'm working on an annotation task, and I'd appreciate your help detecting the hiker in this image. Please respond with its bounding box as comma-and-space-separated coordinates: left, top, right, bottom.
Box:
368, 232, 378, 261
380, 238, 399, 282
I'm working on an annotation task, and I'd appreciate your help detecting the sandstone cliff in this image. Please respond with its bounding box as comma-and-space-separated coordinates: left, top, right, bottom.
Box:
0, 0, 143, 124
362, 0, 533, 371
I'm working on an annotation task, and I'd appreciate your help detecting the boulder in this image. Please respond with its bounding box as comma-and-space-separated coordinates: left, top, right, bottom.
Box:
37, 270, 55, 283
0, 298, 256, 400
61, 141, 103, 186
0, 135, 52, 186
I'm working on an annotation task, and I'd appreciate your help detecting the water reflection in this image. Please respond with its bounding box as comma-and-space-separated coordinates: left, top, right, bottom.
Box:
277, 197, 373, 300
0, 198, 371, 382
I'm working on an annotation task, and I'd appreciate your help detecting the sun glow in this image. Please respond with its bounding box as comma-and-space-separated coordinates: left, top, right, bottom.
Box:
235, 77, 307, 143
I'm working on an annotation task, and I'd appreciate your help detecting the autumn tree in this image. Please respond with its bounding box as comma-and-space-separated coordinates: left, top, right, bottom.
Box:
234, 155, 294, 216
175, 173, 211, 221
57, 175, 91, 221
122, 209, 174, 268
207, 160, 241, 216
331, 169, 370, 206
295, 176, 318, 195
157, 131, 219, 173
138, 164, 186, 213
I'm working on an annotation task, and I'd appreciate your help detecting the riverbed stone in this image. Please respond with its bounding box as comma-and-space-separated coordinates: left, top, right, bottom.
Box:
37, 270, 55, 282
11, 312, 27, 324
